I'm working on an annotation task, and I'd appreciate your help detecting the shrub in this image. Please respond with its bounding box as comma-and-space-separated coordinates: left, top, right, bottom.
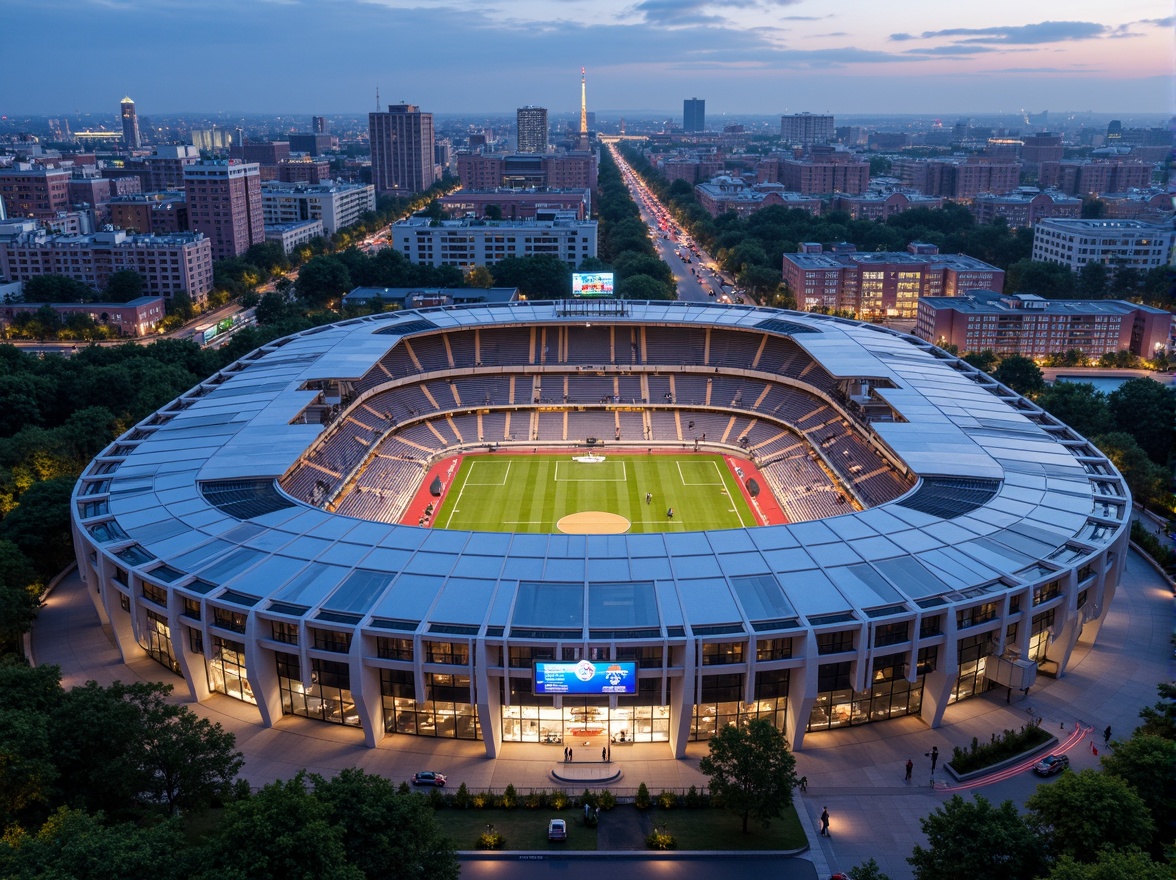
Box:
551, 790, 569, 811
473, 791, 490, 809
645, 829, 676, 850
398, 781, 411, 795
583, 810, 598, 829
477, 831, 506, 850
597, 789, 616, 810
525, 789, 547, 809
948, 722, 1053, 775
579, 789, 596, 808
685, 785, 707, 808
635, 782, 651, 810
454, 782, 471, 809
428, 787, 445, 809
657, 790, 677, 810
502, 783, 518, 809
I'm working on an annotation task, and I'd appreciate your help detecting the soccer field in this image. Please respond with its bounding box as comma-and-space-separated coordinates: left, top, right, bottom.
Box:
436, 454, 756, 534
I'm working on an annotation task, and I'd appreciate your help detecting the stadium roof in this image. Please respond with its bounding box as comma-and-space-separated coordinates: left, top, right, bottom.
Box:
78, 302, 1124, 634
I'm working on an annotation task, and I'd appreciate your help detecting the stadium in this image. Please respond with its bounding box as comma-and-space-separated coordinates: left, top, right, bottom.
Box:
71, 300, 1130, 758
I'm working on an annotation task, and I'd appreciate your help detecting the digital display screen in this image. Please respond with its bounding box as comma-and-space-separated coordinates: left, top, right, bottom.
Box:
534, 660, 637, 695
572, 272, 615, 298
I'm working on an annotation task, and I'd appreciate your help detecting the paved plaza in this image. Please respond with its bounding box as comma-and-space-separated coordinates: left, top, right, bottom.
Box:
32, 547, 1173, 880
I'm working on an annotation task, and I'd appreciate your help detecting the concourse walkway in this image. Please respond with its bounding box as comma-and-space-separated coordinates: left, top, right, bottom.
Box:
31, 549, 1173, 880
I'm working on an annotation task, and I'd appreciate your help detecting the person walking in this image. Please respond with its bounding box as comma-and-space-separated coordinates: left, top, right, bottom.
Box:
602, 746, 607, 762
667, 507, 674, 518
905, 759, 913, 782
569, 748, 574, 761
564, 746, 569, 762
798, 775, 807, 792
1103, 725, 1112, 745
929, 746, 939, 772
820, 807, 830, 836
645, 492, 652, 505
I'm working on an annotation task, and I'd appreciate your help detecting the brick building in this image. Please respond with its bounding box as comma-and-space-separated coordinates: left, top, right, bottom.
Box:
438, 188, 592, 221
0, 168, 72, 219
1, 296, 164, 337
109, 193, 189, 235
1037, 160, 1154, 196
915, 290, 1171, 359
781, 241, 1004, 318
370, 104, 438, 195
694, 177, 822, 218
970, 190, 1081, 227
832, 191, 944, 221
780, 113, 834, 145
456, 152, 597, 191
891, 157, 1020, 200
144, 145, 202, 191
183, 160, 264, 260
779, 148, 869, 195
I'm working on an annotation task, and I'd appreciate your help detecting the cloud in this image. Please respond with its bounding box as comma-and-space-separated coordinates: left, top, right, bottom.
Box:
907, 21, 1109, 44
905, 45, 999, 56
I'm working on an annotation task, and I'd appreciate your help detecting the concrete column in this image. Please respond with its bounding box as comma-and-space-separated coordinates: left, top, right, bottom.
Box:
352, 636, 383, 748
668, 643, 695, 758
476, 640, 502, 758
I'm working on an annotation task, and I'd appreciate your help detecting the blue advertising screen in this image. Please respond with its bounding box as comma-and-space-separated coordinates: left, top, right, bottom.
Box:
571, 272, 615, 298
534, 660, 637, 695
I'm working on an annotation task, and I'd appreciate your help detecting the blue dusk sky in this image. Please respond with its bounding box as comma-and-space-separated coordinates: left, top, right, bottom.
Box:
3, 0, 1173, 116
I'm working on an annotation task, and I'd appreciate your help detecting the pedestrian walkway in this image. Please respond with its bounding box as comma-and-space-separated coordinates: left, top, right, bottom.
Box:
30, 549, 1172, 880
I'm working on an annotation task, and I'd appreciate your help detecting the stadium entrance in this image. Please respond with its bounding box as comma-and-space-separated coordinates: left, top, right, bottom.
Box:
500, 701, 671, 745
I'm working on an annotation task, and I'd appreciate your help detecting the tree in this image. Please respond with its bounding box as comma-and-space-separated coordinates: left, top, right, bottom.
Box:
193, 774, 363, 880
0, 476, 76, 579
312, 768, 459, 880
617, 273, 672, 300
1107, 378, 1175, 465
1080, 198, 1107, 220
0, 807, 190, 880
963, 350, 998, 373
1099, 733, 1175, 849
992, 354, 1044, 396
1007, 259, 1076, 298
1092, 433, 1169, 508
1135, 682, 1176, 740
167, 290, 195, 321
490, 255, 573, 298
255, 291, 293, 326
697, 718, 797, 833
908, 794, 1049, 880
104, 270, 146, 303
1025, 769, 1153, 862
0, 540, 41, 654
296, 255, 352, 307
464, 265, 494, 288
739, 265, 785, 302
1045, 848, 1169, 880
849, 857, 892, 880
1076, 262, 1110, 298
1034, 382, 1112, 439
22, 274, 94, 303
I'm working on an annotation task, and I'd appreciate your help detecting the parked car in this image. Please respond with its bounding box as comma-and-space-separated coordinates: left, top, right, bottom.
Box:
411, 770, 447, 787
1033, 754, 1070, 777
548, 819, 567, 841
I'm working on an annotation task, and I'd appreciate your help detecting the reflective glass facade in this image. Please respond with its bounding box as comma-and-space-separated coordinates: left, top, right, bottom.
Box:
380, 669, 480, 739
207, 636, 255, 704
277, 653, 359, 726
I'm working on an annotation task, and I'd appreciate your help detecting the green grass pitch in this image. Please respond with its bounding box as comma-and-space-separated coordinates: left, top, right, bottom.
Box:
436, 453, 756, 534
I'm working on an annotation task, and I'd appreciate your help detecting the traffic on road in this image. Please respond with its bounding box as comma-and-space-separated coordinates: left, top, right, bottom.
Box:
607, 145, 742, 304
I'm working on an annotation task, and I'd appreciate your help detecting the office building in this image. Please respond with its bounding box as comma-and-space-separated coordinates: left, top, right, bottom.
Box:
231, 141, 291, 165
260, 181, 376, 235
265, 220, 325, 254
183, 160, 264, 260
1, 297, 164, 337
694, 177, 822, 218
109, 193, 189, 235
190, 129, 232, 152
0, 227, 212, 302
1037, 160, 1155, 196
891, 157, 1021, 200
392, 215, 596, 270
780, 113, 834, 146
970, 190, 1081, 227
71, 303, 1128, 756
916, 290, 1172, 359
312, 116, 328, 135
781, 241, 1005, 318
457, 153, 597, 191
683, 98, 705, 133
120, 96, 142, 149
437, 188, 592, 221
833, 191, 945, 221
288, 133, 334, 157
779, 149, 869, 195
144, 145, 202, 191
516, 107, 548, 154
369, 104, 438, 195
0, 168, 72, 219
1031, 218, 1174, 273
1019, 133, 1065, 170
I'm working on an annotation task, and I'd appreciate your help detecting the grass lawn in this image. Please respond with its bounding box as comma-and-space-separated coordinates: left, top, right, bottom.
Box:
650, 804, 806, 850
432, 808, 598, 851
437, 453, 755, 533
429, 803, 805, 851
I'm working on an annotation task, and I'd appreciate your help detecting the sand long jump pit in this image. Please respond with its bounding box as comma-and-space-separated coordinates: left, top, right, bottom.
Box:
556, 511, 631, 534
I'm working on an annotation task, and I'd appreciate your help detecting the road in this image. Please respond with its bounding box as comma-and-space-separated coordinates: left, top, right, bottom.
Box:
459, 854, 817, 880
608, 145, 739, 304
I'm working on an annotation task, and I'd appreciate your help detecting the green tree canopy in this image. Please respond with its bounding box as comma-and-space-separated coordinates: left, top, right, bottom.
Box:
1135, 682, 1176, 740
490, 255, 573, 298
1092, 432, 1168, 509
1025, 768, 1154, 862
1099, 733, 1176, 850
698, 717, 797, 833
296, 255, 352, 307
908, 794, 1049, 880
22, 275, 95, 304
311, 768, 459, 880
1045, 848, 1169, 880
103, 270, 146, 303
992, 354, 1045, 396
1106, 378, 1175, 465
1005, 259, 1076, 298
1034, 382, 1112, 439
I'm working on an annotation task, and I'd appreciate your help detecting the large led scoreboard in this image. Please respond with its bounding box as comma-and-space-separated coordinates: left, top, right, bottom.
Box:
571, 272, 615, 298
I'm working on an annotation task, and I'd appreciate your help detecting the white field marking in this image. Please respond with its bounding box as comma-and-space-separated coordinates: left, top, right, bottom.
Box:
676, 458, 724, 486
442, 461, 509, 528
553, 460, 627, 483
465, 460, 512, 486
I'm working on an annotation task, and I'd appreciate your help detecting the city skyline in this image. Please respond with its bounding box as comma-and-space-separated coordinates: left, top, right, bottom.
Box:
4, 0, 1172, 116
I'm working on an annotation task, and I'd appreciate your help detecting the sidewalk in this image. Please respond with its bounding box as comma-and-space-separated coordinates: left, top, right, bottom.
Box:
31, 548, 1173, 879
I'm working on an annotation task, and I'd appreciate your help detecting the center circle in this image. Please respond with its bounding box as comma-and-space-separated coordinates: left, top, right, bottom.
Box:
556, 511, 631, 534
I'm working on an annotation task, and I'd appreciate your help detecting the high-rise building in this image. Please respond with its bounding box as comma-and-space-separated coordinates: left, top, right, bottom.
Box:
683, 98, 705, 133
183, 160, 264, 260
369, 104, 438, 195
313, 116, 328, 135
516, 107, 548, 154
780, 112, 834, 146
0, 168, 72, 219
120, 96, 142, 149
